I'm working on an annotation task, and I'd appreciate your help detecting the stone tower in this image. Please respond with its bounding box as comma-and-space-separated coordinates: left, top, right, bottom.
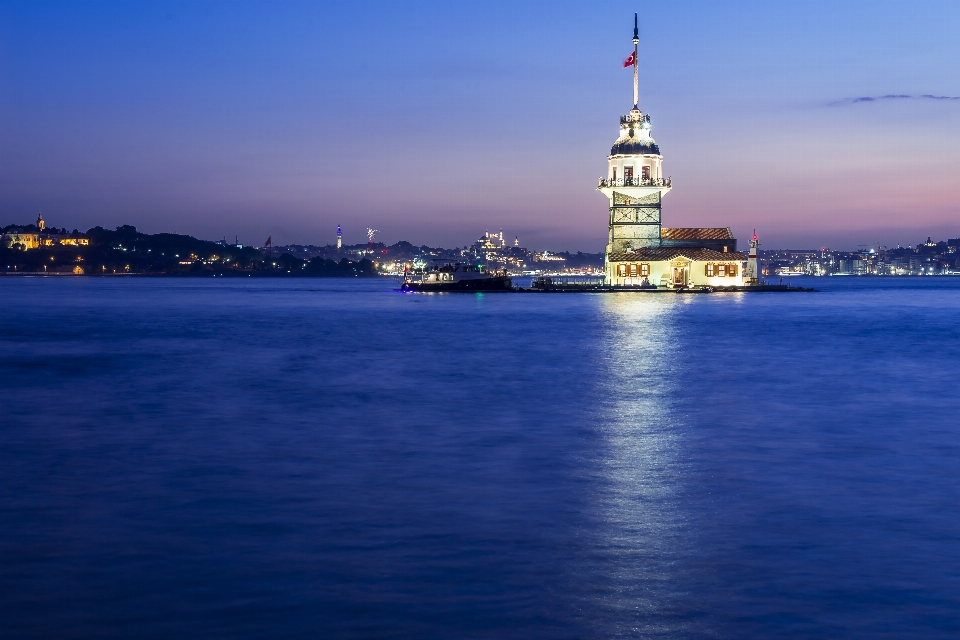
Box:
597, 14, 671, 279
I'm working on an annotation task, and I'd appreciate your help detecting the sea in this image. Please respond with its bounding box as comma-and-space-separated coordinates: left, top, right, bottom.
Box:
1, 276, 958, 639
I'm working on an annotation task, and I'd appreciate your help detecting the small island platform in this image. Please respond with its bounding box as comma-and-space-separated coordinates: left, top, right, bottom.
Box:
513, 284, 815, 293
511, 275, 815, 293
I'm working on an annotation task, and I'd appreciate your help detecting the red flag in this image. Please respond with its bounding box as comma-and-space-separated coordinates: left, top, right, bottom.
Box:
264, 236, 272, 247
623, 51, 636, 68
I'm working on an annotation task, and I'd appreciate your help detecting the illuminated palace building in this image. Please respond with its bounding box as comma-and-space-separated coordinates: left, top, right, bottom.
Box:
598, 15, 747, 287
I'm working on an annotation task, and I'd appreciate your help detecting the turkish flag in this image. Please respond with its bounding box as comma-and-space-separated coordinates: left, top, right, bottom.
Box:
264, 236, 272, 247
623, 51, 636, 68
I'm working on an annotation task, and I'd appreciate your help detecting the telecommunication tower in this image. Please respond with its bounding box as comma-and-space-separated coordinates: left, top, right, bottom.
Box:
366, 227, 378, 252
336, 225, 342, 250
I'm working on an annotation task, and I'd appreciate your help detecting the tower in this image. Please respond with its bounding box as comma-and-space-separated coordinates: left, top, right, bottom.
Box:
336, 225, 342, 250
745, 231, 760, 285
37, 213, 45, 231
598, 14, 671, 281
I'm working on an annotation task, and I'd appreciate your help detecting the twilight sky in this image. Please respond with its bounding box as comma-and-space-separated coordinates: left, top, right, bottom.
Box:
1, 0, 959, 250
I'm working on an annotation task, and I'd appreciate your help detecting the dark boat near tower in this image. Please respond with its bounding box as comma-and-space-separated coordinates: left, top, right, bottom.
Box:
400, 259, 512, 292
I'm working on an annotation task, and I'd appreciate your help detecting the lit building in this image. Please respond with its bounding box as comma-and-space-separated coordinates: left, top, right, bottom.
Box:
598, 14, 747, 287
2, 215, 90, 250
2, 231, 41, 249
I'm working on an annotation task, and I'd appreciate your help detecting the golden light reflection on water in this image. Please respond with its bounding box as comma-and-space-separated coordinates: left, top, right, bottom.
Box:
591, 293, 692, 628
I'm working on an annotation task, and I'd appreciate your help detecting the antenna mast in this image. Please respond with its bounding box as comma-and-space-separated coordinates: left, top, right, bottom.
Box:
632, 13, 639, 108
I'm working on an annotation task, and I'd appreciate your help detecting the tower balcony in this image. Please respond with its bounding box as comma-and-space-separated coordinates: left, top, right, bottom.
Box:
598, 176, 671, 188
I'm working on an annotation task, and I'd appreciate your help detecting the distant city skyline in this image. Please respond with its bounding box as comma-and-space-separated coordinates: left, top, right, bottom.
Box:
1, 0, 958, 251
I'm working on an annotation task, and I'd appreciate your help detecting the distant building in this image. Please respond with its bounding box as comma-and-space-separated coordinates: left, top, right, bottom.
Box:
597, 15, 746, 287
2, 218, 89, 250
3, 231, 41, 249
42, 236, 89, 247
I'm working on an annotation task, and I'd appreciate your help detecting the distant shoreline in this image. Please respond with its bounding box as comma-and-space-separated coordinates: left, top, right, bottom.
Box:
0, 271, 385, 278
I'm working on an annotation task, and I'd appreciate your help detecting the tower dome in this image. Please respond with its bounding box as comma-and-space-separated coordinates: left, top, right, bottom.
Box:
610, 111, 660, 156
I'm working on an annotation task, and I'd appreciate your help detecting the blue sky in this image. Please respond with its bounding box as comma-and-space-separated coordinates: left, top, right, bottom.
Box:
1, 0, 958, 250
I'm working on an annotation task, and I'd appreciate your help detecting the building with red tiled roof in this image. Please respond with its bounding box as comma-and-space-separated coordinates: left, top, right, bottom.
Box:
660, 227, 737, 254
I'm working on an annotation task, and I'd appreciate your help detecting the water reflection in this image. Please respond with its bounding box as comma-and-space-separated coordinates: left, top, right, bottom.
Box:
588, 294, 698, 636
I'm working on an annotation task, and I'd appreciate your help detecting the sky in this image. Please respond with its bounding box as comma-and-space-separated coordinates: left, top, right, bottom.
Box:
1, 0, 959, 251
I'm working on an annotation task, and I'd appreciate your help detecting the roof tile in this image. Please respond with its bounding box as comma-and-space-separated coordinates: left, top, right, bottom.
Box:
660, 227, 734, 241
609, 247, 747, 262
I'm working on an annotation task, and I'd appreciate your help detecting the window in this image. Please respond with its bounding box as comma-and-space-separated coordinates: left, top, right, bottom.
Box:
629, 264, 638, 277
623, 166, 633, 183
728, 264, 738, 276
706, 264, 715, 277
617, 264, 627, 277
612, 167, 617, 181
641, 166, 650, 180
717, 264, 727, 276
640, 263, 649, 276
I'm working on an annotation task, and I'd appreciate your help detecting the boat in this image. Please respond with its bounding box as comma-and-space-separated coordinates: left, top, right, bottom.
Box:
400, 260, 512, 292
776, 269, 806, 277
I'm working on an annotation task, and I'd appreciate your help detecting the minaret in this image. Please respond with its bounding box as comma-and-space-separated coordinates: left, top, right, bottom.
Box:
336, 225, 342, 250
598, 14, 671, 282
36, 213, 45, 231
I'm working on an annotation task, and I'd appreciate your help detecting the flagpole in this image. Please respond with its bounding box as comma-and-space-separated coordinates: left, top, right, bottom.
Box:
632, 13, 639, 108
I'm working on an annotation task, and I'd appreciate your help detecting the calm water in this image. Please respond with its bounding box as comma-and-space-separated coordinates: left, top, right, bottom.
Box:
1, 276, 959, 638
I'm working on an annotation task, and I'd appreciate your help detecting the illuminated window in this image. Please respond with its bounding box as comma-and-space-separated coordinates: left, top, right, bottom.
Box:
629, 264, 638, 277
612, 167, 617, 181
706, 264, 715, 277
640, 263, 649, 276
717, 264, 727, 276
641, 166, 650, 180
623, 166, 633, 183
617, 264, 627, 277
728, 264, 738, 276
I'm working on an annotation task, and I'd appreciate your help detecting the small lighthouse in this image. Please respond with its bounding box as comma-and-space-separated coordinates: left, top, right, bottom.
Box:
745, 231, 760, 285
